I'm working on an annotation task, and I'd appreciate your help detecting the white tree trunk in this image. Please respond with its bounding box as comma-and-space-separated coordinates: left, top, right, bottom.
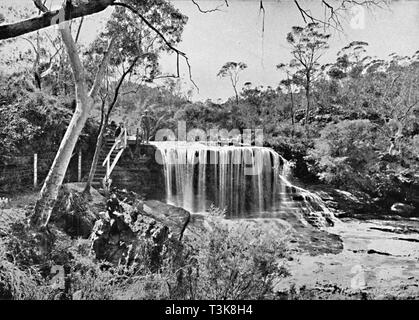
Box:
31, 23, 115, 229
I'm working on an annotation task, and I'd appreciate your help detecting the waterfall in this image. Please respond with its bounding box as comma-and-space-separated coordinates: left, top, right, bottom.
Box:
151, 141, 334, 221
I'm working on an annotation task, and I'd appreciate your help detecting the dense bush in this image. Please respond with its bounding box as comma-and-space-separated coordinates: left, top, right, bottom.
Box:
0, 205, 289, 300
73, 208, 289, 300
180, 208, 289, 300
0, 72, 98, 159
307, 120, 378, 192
0, 238, 53, 300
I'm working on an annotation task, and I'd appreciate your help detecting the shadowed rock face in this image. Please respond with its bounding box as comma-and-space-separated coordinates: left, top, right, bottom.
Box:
391, 203, 416, 217
110, 144, 165, 199
89, 198, 190, 266
50, 183, 105, 238
47, 183, 190, 267
141, 200, 190, 241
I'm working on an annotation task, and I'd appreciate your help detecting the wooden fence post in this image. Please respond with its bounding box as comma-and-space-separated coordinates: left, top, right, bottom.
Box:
78, 149, 82, 182
33, 153, 38, 189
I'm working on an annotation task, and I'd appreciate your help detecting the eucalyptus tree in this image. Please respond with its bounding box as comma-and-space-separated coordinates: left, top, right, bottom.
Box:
327, 41, 371, 80
217, 61, 247, 105
286, 23, 330, 126
84, 1, 187, 194
277, 60, 300, 126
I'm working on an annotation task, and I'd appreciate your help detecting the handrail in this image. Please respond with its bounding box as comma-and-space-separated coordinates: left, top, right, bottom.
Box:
102, 126, 128, 183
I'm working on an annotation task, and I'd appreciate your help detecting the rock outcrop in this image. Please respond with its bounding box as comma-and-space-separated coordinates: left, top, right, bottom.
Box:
89, 197, 190, 267
141, 200, 190, 241
390, 203, 416, 217
50, 183, 105, 238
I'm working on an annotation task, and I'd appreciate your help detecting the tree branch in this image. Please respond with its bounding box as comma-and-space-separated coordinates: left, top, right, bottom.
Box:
112, 2, 199, 92
33, 0, 48, 12
0, 0, 115, 40
191, 0, 224, 13
89, 36, 117, 98
75, 16, 84, 43
106, 56, 140, 118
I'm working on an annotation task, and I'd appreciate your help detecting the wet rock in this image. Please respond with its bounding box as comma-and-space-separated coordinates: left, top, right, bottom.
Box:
307, 186, 384, 219
292, 195, 305, 201
367, 249, 391, 256
390, 203, 416, 217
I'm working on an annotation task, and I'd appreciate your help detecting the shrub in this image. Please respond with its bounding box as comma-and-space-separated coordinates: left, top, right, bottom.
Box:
307, 120, 379, 192
0, 238, 51, 300
164, 207, 290, 300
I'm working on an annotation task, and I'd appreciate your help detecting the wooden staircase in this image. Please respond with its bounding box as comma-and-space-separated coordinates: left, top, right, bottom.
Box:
91, 136, 124, 187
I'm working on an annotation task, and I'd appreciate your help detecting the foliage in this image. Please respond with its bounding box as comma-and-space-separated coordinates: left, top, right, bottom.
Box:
38, 206, 288, 300
181, 208, 289, 300
0, 71, 98, 190
0, 72, 72, 158
307, 120, 379, 191
285, 23, 330, 124
0, 239, 46, 299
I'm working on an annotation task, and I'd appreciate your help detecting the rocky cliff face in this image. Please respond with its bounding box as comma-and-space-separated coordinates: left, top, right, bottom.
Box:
48, 183, 190, 268
89, 199, 190, 267
110, 144, 166, 200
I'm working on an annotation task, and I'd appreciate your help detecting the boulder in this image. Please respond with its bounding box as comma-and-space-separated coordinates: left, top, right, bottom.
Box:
50, 183, 105, 238
390, 203, 416, 217
141, 200, 191, 241
90, 199, 189, 268
309, 186, 381, 219
90, 215, 136, 264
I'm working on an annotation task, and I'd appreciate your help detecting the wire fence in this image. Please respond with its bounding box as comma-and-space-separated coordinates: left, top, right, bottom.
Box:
0, 150, 90, 195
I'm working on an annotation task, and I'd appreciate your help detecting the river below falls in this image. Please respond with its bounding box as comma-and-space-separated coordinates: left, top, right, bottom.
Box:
275, 216, 419, 299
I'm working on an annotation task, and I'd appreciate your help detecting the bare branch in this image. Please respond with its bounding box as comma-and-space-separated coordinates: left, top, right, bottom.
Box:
75, 16, 84, 43
191, 0, 224, 13
33, 0, 48, 12
106, 56, 140, 118
112, 2, 199, 91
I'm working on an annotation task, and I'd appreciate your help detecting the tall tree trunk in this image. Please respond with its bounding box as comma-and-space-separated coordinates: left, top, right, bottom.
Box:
234, 87, 239, 105
289, 90, 295, 126
31, 91, 92, 228
30, 23, 115, 229
84, 115, 108, 194
305, 82, 310, 127
84, 56, 138, 195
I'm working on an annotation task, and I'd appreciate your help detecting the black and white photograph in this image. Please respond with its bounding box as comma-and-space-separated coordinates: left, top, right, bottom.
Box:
0, 0, 418, 305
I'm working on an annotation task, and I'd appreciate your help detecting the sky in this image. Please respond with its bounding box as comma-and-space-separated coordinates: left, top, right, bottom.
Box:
164, 0, 419, 101
1, 0, 419, 102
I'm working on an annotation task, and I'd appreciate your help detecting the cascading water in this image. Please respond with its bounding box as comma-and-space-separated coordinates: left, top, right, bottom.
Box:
151, 141, 334, 222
